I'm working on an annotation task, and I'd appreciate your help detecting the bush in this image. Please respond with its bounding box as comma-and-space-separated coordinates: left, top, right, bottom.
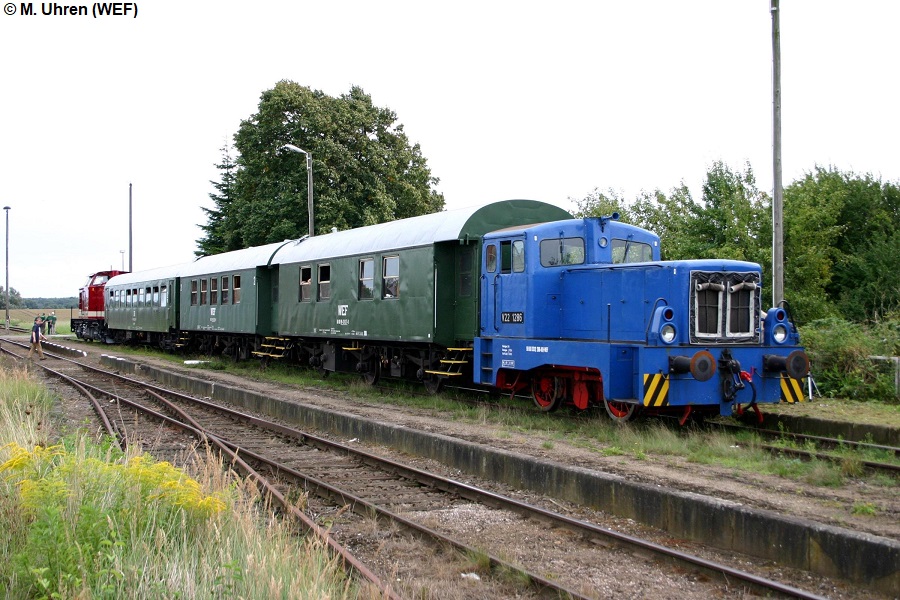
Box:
801, 317, 900, 402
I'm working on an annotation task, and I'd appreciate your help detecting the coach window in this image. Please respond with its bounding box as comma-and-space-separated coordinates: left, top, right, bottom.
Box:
153, 286, 159, 306
383, 256, 399, 298
318, 265, 331, 300
233, 275, 241, 304
299, 266, 312, 302
221, 276, 229, 304
210, 278, 218, 304
358, 258, 374, 300
160, 285, 168, 308
200, 279, 208, 305
190, 280, 198, 306
486, 244, 497, 273
139, 287, 146, 307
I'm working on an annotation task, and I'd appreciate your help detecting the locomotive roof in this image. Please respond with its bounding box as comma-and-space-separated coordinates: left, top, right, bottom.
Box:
272, 199, 572, 264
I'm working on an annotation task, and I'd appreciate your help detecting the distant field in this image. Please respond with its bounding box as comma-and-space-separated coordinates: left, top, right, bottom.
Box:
4, 308, 73, 334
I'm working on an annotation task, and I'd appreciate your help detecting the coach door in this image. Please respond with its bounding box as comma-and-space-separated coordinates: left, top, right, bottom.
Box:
481, 237, 527, 338
255, 266, 279, 335
453, 242, 478, 339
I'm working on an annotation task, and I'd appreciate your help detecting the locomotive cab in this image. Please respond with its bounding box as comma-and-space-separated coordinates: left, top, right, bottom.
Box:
72, 270, 127, 341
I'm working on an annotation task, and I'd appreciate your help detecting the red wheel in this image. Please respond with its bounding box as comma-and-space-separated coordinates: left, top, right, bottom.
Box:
532, 376, 562, 412
604, 398, 640, 423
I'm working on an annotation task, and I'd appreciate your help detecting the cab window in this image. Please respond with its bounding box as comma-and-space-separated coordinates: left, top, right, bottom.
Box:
540, 237, 585, 267
486, 244, 497, 273
500, 240, 525, 273
611, 239, 652, 264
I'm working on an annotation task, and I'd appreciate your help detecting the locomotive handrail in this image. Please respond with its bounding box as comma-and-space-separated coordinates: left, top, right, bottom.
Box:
492, 274, 500, 332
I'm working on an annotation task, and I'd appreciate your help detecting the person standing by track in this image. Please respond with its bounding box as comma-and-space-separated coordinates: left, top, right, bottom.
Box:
27, 317, 47, 360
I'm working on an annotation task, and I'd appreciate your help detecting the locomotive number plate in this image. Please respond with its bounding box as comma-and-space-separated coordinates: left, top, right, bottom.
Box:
501, 311, 524, 324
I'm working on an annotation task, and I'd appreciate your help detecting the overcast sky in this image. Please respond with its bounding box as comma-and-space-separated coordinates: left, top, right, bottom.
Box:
1, 1, 897, 299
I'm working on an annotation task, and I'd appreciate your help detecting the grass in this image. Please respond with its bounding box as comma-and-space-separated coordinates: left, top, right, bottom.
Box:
4, 308, 73, 335
0, 361, 359, 599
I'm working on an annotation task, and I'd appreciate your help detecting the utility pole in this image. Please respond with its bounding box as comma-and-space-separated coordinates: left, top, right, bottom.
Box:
128, 183, 133, 271
4, 206, 9, 330
771, 0, 784, 305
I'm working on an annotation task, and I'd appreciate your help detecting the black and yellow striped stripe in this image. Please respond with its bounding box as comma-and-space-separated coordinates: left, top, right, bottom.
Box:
643, 373, 670, 408
780, 373, 805, 403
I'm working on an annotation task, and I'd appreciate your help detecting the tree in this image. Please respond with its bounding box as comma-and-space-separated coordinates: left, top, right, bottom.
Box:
0, 286, 24, 309
197, 82, 445, 254
571, 188, 630, 221
785, 167, 900, 322
680, 161, 771, 268
628, 185, 700, 261
197, 143, 239, 256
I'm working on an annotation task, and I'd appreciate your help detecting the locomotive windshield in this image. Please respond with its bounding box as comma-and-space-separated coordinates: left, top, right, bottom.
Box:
611, 239, 652, 264
540, 237, 585, 267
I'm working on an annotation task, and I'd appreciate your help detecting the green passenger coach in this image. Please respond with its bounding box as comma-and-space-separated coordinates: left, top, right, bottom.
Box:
177, 241, 292, 356
105, 265, 181, 343
269, 200, 571, 383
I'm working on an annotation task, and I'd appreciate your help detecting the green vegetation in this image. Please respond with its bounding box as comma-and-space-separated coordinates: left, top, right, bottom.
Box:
199, 81, 445, 254
801, 317, 900, 403
574, 164, 900, 325
0, 363, 356, 599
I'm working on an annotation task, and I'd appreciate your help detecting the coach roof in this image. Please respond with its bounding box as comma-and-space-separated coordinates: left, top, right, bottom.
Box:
272, 199, 571, 265
107, 241, 293, 287
179, 240, 293, 277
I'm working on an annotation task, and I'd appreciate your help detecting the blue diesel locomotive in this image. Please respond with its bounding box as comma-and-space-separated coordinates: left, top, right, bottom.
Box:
87, 199, 808, 422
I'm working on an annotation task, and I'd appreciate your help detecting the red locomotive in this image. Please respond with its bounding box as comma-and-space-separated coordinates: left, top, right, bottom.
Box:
72, 270, 127, 342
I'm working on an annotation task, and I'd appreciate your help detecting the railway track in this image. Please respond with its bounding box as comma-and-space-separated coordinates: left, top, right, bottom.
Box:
0, 340, 841, 599
711, 421, 900, 475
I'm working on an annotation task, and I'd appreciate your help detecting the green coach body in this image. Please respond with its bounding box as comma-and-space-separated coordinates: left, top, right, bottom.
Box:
271, 200, 572, 346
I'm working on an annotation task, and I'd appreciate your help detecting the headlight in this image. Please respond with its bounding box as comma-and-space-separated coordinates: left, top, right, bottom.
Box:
660, 324, 676, 343
773, 324, 788, 343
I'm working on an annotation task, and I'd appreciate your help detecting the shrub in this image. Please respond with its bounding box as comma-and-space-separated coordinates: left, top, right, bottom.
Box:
801, 317, 899, 402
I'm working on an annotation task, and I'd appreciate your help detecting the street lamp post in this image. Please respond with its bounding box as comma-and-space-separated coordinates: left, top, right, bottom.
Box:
3, 206, 10, 330
281, 144, 315, 237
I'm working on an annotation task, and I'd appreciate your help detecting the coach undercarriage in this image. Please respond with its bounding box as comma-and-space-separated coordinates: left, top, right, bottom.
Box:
107, 328, 477, 392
